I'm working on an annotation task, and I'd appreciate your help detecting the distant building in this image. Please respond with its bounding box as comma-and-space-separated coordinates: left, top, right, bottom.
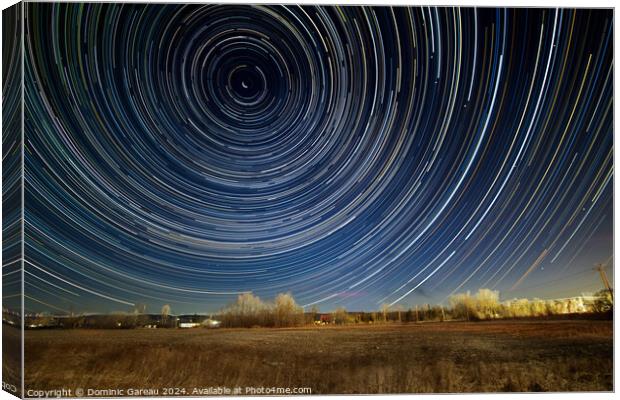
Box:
201, 318, 221, 328
178, 314, 207, 328
316, 314, 332, 324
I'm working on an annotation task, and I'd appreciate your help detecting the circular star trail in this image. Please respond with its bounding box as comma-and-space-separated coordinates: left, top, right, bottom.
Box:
22, 4, 613, 313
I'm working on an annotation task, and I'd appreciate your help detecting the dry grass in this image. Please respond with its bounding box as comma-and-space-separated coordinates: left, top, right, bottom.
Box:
2, 325, 21, 397
15, 320, 613, 394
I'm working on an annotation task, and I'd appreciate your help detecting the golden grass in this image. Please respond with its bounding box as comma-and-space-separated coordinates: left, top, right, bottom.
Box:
14, 320, 613, 394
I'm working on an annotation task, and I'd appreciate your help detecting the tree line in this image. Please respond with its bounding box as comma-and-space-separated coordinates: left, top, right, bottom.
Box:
218, 288, 613, 327
218, 293, 306, 328
19, 288, 612, 329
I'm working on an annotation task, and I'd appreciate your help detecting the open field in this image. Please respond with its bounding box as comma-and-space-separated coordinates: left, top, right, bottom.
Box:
14, 320, 614, 394
2, 325, 21, 397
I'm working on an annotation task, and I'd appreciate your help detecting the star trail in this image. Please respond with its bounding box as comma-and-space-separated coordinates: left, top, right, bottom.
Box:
9, 3, 613, 314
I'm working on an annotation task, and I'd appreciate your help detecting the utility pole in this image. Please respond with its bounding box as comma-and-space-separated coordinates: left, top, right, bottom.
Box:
594, 263, 613, 302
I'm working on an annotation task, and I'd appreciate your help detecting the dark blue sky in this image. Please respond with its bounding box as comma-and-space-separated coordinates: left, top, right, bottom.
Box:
9, 4, 613, 314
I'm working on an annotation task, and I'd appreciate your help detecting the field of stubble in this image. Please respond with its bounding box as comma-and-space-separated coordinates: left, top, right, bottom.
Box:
15, 320, 613, 394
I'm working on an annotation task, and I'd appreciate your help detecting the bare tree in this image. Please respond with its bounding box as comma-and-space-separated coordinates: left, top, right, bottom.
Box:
308, 305, 320, 324
475, 289, 500, 319
133, 303, 147, 314
161, 304, 171, 327
449, 292, 473, 320
221, 293, 270, 327
274, 293, 303, 327
333, 307, 348, 325
381, 303, 390, 323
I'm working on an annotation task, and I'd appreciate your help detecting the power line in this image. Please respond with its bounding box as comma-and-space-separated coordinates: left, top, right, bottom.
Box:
505, 268, 592, 292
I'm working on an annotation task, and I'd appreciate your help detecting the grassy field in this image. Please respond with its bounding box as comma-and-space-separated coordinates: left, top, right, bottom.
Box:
13, 320, 614, 394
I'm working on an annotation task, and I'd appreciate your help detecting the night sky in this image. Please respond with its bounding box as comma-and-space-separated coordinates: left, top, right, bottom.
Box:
11, 4, 614, 314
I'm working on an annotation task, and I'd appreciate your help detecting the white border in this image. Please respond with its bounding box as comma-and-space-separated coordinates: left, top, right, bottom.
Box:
0, 1, 616, 400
